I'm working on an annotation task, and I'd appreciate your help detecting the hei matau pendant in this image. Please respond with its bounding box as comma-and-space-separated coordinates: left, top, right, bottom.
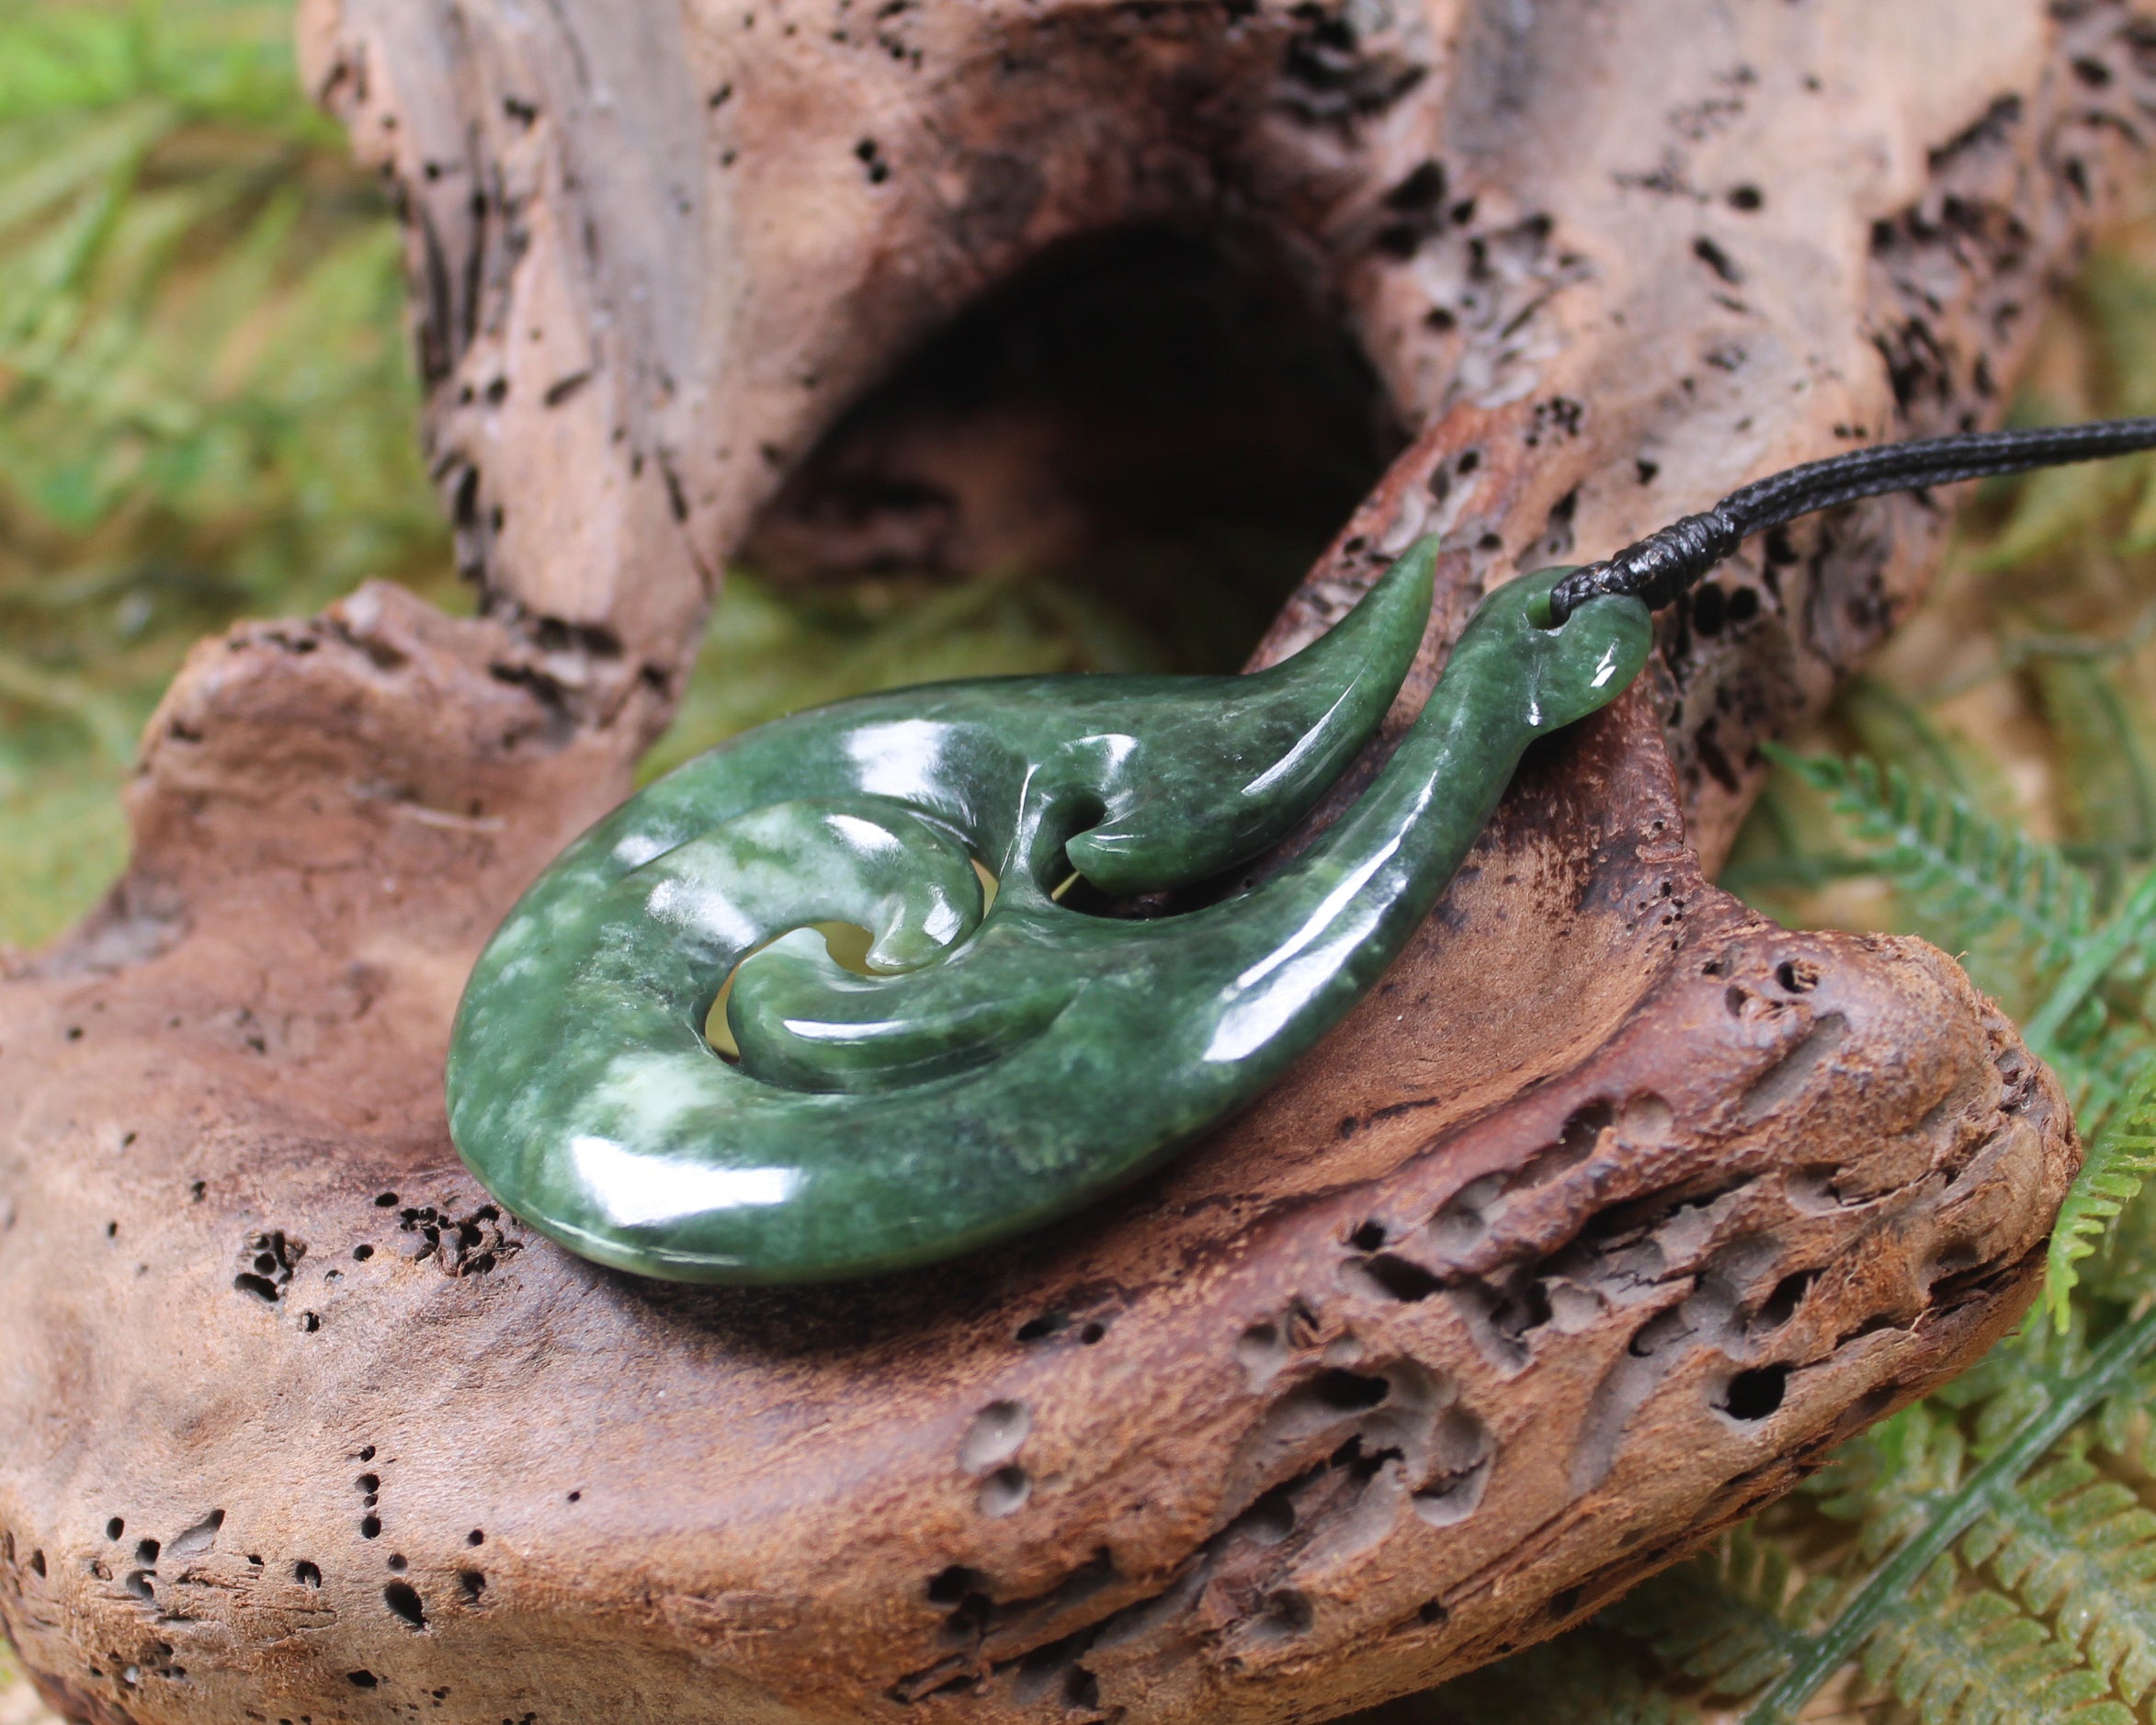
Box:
446, 539, 1651, 1283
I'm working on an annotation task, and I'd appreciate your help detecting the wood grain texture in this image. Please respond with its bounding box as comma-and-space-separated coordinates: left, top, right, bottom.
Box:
0, 2, 2150, 1721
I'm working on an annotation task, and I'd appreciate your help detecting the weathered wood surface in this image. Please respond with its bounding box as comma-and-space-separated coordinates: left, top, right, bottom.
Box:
0, 3, 2150, 1722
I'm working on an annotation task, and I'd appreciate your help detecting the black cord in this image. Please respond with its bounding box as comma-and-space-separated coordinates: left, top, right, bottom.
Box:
1543, 417, 2156, 625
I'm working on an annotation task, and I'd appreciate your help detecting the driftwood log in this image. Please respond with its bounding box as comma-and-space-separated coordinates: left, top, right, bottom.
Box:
2, 2, 2152, 1721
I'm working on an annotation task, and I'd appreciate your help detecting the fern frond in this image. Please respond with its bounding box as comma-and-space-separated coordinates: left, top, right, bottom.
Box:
2049, 1016, 2156, 1145
1959, 1447, 2156, 1707
1744, 1302, 2156, 1723
1855, 1556, 2131, 1725
1806, 1401, 1966, 1560
2090, 1351, 2156, 1478
1596, 1525, 1840, 1702
2025, 868, 2156, 1060
1772, 750, 2093, 1017
2045, 1060, 2156, 1326
1955, 1307, 2098, 1451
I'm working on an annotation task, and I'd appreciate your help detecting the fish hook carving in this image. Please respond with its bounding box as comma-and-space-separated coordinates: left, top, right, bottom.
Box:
446, 542, 1652, 1281
452, 413, 2156, 1281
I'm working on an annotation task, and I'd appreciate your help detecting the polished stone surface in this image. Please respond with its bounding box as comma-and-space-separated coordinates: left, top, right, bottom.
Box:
446, 542, 1651, 1281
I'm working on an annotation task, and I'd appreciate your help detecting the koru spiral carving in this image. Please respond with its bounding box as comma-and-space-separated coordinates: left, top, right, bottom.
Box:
448, 420, 2156, 1284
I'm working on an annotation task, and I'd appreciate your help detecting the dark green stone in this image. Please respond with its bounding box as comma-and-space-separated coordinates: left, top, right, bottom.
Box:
446, 541, 1651, 1282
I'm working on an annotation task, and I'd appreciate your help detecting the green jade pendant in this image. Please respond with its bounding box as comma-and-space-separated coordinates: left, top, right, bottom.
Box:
446, 542, 1652, 1283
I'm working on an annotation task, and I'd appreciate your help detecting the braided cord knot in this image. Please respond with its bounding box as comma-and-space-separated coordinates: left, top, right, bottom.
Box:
1541, 417, 2156, 625
1547, 510, 1741, 625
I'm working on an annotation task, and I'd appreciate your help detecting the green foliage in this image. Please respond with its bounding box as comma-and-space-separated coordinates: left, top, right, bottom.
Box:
2033, 653, 2156, 868
1858, 1557, 2134, 1725
2048, 1072, 2156, 1326
0, 0, 450, 948
1767, 749, 2096, 1016
1725, 1307, 2156, 1724
1758, 750, 2156, 1333
1966, 1449, 2156, 1707
1595, 1526, 1837, 1703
